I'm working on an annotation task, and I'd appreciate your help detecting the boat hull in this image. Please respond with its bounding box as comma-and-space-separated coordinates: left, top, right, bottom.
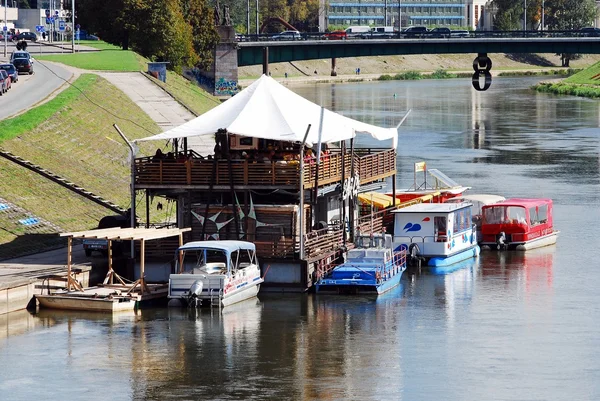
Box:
169, 274, 263, 308
36, 294, 136, 312
481, 232, 559, 251
316, 268, 404, 295
427, 245, 480, 267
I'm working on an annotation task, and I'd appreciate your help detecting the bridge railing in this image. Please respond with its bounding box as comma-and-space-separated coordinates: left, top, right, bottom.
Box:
236, 29, 600, 43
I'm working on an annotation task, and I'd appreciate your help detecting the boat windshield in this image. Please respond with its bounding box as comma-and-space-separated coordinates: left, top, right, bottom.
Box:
355, 235, 386, 248
484, 206, 527, 225
181, 249, 228, 274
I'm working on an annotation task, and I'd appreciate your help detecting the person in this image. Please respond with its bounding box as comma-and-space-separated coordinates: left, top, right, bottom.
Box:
42, 32, 46, 40
284, 72, 288, 78
152, 148, 164, 161
357, 67, 361, 75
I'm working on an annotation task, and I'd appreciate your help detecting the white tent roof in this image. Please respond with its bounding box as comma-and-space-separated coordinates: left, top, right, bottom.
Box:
136, 74, 400, 147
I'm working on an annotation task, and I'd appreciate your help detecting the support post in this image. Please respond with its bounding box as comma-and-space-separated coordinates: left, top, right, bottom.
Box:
262, 47, 269, 76
331, 57, 337, 76
71, 0, 75, 53
113, 124, 136, 257
349, 138, 355, 242
299, 124, 311, 260
340, 140, 346, 246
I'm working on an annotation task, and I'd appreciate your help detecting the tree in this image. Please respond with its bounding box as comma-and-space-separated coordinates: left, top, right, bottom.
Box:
492, 0, 524, 30
180, 0, 220, 71
543, 0, 597, 66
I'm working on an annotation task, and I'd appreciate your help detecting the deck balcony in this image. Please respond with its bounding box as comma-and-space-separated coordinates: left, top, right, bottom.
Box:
134, 148, 396, 190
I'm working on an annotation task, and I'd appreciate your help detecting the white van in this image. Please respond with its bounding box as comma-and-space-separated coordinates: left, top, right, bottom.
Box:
369, 26, 396, 38
345, 26, 371, 37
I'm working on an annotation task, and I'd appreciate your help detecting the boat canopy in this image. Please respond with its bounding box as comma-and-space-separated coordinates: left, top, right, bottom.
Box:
487, 198, 553, 209
446, 194, 506, 205
392, 202, 473, 214
178, 240, 256, 254
135, 74, 400, 148
357, 192, 396, 208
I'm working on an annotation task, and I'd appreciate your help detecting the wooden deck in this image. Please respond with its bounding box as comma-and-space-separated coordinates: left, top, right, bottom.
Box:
134, 148, 395, 189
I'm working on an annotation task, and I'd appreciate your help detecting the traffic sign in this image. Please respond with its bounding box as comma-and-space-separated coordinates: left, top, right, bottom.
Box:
2, 26, 6, 32
54, 10, 59, 17
36, 25, 45, 33
45, 9, 50, 18
46, 17, 53, 24
59, 20, 65, 31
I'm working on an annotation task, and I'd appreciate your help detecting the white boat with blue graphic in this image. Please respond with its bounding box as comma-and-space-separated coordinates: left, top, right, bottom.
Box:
168, 241, 263, 308
392, 202, 480, 272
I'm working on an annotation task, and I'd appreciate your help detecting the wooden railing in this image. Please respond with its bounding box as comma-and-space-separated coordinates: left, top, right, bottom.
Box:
134, 148, 395, 189
303, 224, 344, 259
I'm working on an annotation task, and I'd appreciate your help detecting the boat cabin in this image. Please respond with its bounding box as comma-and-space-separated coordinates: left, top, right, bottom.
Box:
392, 202, 477, 258
445, 194, 506, 242
175, 240, 258, 275
480, 198, 557, 250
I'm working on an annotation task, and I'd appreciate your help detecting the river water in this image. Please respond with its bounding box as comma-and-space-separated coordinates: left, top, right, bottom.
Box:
2, 77, 600, 401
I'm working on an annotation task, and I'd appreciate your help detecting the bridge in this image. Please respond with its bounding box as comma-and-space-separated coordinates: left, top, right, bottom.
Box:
204, 29, 600, 95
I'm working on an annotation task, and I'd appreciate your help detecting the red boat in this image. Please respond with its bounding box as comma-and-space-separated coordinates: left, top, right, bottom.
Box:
480, 198, 559, 251
387, 162, 470, 204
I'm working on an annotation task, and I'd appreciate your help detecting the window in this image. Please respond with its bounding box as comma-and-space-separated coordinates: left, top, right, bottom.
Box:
538, 204, 548, 223
434, 216, 447, 242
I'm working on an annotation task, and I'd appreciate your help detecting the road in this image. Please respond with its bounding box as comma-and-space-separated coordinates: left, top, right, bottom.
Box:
0, 42, 73, 120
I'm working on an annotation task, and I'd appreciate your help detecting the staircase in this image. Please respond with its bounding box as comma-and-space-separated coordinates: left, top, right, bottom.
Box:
0, 150, 127, 215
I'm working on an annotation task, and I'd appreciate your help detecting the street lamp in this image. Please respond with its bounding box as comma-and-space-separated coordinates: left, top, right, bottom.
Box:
541, 0, 545, 31
397, 0, 402, 33
4, 0, 7, 57
523, 0, 527, 32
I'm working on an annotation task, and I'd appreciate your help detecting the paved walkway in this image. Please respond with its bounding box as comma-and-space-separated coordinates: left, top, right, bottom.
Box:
98, 72, 213, 155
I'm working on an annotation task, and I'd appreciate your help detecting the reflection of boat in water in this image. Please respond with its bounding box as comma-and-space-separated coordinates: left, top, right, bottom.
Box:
392, 202, 480, 271
484, 247, 554, 289
168, 241, 263, 308
481, 198, 559, 251
315, 234, 407, 295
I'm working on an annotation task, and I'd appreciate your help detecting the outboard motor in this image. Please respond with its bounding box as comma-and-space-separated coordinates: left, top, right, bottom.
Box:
407, 243, 423, 267
496, 232, 507, 250
186, 280, 204, 308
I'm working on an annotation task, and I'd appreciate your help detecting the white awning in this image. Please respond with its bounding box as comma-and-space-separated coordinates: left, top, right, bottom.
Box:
135, 74, 400, 147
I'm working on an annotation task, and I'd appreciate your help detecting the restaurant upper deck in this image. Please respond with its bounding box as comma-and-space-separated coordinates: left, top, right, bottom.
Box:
134, 148, 396, 190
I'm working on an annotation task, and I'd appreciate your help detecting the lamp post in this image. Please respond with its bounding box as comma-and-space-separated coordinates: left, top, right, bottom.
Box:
71, 0, 75, 53
541, 0, 544, 31
384, 0, 387, 26
523, 0, 527, 32
397, 0, 402, 33
255, 0, 258, 35
4, 0, 7, 57
247, 0, 250, 35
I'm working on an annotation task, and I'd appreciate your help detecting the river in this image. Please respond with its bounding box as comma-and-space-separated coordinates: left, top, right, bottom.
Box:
1, 77, 599, 401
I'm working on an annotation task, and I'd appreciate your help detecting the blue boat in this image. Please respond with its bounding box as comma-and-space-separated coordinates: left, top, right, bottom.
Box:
315, 234, 407, 294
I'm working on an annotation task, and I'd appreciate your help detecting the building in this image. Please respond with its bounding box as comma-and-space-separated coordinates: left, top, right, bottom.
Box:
325, 0, 492, 30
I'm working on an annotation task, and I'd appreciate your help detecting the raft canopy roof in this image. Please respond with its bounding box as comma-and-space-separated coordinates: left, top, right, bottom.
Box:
60, 227, 191, 241
135, 74, 401, 147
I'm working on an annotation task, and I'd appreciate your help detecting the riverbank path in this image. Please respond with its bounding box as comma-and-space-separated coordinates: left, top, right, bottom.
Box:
97, 72, 213, 155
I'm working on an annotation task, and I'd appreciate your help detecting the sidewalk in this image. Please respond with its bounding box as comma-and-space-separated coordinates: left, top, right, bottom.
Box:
97, 72, 213, 155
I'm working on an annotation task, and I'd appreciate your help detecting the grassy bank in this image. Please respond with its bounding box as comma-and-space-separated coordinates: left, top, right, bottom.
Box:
377, 68, 577, 82
0, 73, 169, 259
36, 50, 145, 71
532, 61, 600, 97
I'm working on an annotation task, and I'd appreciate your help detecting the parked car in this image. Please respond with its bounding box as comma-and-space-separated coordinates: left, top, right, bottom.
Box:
362, 26, 396, 39
430, 27, 451, 38
271, 30, 302, 41
1, 70, 11, 91
12, 57, 33, 74
0, 64, 17, 83
10, 51, 31, 63
0, 33, 14, 41
580, 27, 600, 37
14, 32, 37, 41
403, 26, 428, 38
450, 30, 470, 38
323, 30, 347, 40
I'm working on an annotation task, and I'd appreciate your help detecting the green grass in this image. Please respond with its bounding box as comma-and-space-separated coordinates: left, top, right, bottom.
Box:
0, 73, 172, 259
0, 74, 97, 141
76, 40, 121, 50
36, 50, 144, 71
147, 70, 221, 116
564, 61, 600, 84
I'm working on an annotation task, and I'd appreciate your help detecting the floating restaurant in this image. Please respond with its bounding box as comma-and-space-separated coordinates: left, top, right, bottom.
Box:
132, 75, 404, 292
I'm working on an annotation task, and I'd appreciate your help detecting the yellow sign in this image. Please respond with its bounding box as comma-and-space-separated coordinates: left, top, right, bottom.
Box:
414, 161, 426, 173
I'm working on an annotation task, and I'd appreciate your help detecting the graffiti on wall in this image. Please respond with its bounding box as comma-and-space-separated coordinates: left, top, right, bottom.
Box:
214, 77, 239, 96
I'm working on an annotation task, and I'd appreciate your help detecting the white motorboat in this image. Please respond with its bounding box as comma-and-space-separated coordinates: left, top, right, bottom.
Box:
168, 240, 263, 307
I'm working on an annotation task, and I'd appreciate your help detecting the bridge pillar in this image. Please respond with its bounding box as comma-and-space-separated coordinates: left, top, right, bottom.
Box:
331, 58, 337, 76
262, 47, 269, 76
197, 26, 239, 96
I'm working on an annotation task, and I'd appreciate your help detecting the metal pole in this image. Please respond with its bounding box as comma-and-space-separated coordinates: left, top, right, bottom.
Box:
299, 124, 311, 260
113, 124, 137, 257
541, 0, 544, 31
247, 0, 250, 35
523, 0, 527, 32
255, 0, 259, 35
398, 0, 402, 33
4, 0, 7, 57
384, 0, 387, 26
71, 0, 75, 52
